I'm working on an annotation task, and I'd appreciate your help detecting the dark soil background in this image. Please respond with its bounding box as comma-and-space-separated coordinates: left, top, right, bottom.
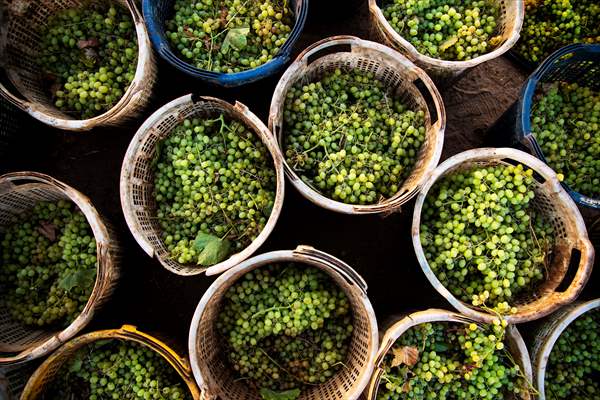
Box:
1, 0, 599, 387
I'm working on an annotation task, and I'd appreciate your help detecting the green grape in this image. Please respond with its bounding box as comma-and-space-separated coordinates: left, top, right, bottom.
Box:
378, 319, 526, 400
530, 82, 600, 199
381, 0, 501, 61
283, 68, 427, 205
216, 263, 354, 393
38, 4, 138, 119
0, 200, 97, 328
419, 163, 556, 314
166, 0, 294, 73
42, 340, 192, 400
153, 114, 276, 267
516, 0, 600, 63
545, 309, 600, 400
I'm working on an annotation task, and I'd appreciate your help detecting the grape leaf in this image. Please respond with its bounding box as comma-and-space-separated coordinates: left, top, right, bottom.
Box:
194, 232, 231, 266
69, 355, 83, 373
77, 38, 99, 49
58, 268, 97, 292
401, 381, 411, 393
391, 346, 419, 368
221, 27, 250, 53
259, 388, 301, 400
38, 221, 57, 241
435, 343, 449, 352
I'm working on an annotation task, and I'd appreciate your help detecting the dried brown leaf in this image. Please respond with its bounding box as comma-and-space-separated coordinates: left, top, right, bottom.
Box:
401, 381, 411, 393
77, 38, 100, 49
391, 346, 419, 368
38, 221, 57, 241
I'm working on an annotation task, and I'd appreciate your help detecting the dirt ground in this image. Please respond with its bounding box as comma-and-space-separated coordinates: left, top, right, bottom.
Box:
1, 0, 598, 377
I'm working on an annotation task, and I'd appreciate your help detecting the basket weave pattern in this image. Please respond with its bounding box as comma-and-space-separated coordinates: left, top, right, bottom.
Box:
0, 172, 120, 364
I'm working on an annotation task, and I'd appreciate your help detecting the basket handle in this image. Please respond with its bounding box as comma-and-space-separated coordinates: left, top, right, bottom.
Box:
0, 81, 31, 113
0, 171, 69, 192
293, 245, 368, 294
552, 238, 595, 303
125, 0, 144, 24
295, 35, 361, 65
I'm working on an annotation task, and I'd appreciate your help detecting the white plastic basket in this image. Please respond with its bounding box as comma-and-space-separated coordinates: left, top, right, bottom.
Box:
412, 148, 594, 324
0, 172, 121, 364
368, 0, 524, 80
366, 309, 533, 399
0, 0, 157, 131
188, 246, 378, 400
269, 36, 445, 215
530, 299, 600, 400
120, 95, 285, 276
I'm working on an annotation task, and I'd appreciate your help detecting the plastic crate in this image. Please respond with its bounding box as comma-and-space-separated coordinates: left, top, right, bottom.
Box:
515, 44, 600, 209
143, 0, 308, 87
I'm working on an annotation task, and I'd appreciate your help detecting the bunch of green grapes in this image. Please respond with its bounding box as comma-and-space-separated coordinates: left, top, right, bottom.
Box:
154, 115, 276, 267
283, 68, 427, 205
378, 319, 526, 400
217, 263, 354, 393
545, 309, 599, 399
531, 82, 600, 199
516, 0, 600, 63
42, 340, 191, 400
38, 4, 138, 119
0, 200, 97, 328
382, 0, 501, 61
166, 0, 294, 73
420, 163, 555, 314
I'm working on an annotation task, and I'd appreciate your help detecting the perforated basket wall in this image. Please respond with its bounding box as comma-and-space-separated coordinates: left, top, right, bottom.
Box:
0, 172, 121, 364
142, 0, 308, 87
365, 309, 533, 400
516, 44, 600, 209
269, 36, 445, 214
188, 247, 378, 400
0, 362, 39, 400
368, 0, 524, 80
20, 325, 202, 399
412, 148, 595, 324
0, 96, 21, 159
120, 95, 285, 276
529, 299, 600, 400
1, 0, 157, 131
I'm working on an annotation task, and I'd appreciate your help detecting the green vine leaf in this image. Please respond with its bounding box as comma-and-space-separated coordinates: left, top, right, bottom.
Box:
259, 388, 301, 400
58, 268, 97, 292
194, 232, 231, 266
221, 27, 250, 53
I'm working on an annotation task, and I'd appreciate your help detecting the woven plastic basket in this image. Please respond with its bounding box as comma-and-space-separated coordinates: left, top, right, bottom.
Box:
0, 94, 21, 159
0, 361, 39, 400
368, 0, 524, 80
412, 148, 595, 324
20, 325, 202, 399
120, 95, 285, 277
268, 36, 445, 215
530, 299, 600, 400
143, 0, 308, 87
513, 44, 600, 209
365, 309, 533, 399
188, 246, 378, 400
0, 0, 157, 131
0, 172, 121, 365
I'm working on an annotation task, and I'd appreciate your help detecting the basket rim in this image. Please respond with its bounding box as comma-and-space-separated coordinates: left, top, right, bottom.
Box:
365, 308, 533, 400
268, 35, 446, 215
120, 94, 285, 277
141, 0, 309, 85
411, 147, 594, 324
188, 246, 379, 400
517, 44, 600, 209
0, 171, 118, 365
532, 299, 600, 400
367, 0, 524, 69
1, 0, 155, 131
20, 325, 202, 399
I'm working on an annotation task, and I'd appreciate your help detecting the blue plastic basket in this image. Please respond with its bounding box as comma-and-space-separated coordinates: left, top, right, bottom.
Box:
515, 43, 600, 209
143, 0, 308, 87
